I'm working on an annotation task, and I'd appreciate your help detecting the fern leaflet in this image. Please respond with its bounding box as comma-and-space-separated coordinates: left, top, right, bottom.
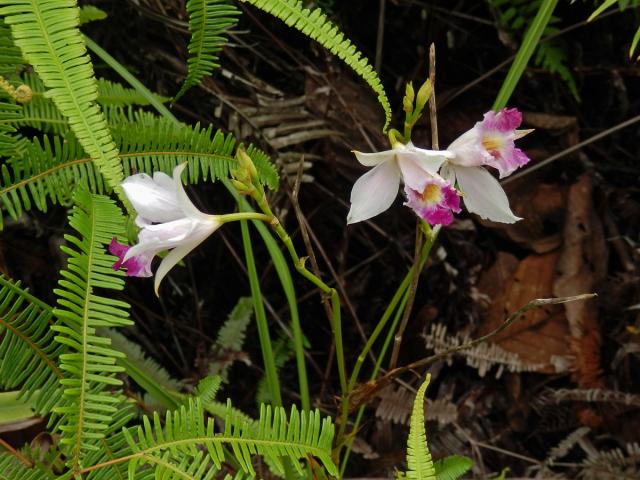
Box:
118, 397, 337, 478
51, 188, 133, 471
238, 0, 392, 131
0, 115, 278, 229
176, 0, 240, 100
404, 374, 436, 480
0, 0, 125, 190
0, 454, 54, 480
0, 275, 66, 416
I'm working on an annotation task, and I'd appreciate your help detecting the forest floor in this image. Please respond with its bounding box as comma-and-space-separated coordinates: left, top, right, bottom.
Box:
4, 0, 640, 478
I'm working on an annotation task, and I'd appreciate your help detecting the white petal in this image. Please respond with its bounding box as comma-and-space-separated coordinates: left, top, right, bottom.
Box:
122, 172, 183, 223
347, 160, 400, 224
398, 154, 432, 191
352, 150, 395, 167
412, 146, 455, 159
172, 163, 211, 221
440, 162, 456, 184
153, 223, 220, 295
123, 219, 192, 261
454, 166, 521, 223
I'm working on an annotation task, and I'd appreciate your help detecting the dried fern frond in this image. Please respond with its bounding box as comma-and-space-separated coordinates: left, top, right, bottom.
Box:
376, 385, 457, 426
579, 442, 640, 480
423, 323, 548, 378
534, 387, 640, 409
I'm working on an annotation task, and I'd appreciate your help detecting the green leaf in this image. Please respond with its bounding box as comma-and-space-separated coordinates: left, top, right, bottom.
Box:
78, 5, 107, 25
493, 0, 559, 110
0, 390, 35, 425
434, 455, 473, 480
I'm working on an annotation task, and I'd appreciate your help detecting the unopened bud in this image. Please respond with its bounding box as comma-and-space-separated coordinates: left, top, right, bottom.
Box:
416, 79, 432, 111
236, 148, 258, 182
405, 82, 415, 103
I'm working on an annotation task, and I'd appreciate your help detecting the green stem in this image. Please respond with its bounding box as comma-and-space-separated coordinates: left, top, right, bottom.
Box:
336, 227, 440, 466
218, 212, 273, 224
240, 220, 282, 407
249, 187, 348, 402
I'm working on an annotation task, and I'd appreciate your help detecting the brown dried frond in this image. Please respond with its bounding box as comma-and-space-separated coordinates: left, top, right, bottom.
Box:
579, 442, 640, 480
375, 385, 458, 426
423, 323, 548, 378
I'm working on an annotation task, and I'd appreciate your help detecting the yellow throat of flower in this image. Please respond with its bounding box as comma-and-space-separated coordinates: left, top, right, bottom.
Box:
481, 135, 504, 157
421, 183, 442, 205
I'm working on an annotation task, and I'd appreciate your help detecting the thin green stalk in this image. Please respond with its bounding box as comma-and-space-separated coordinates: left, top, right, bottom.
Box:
492, 0, 559, 110
249, 185, 347, 401
337, 228, 439, 468
218, 212, 273, 224
225, 182, 310, 411
240, 220, 282, 407
84, 35, 180, 125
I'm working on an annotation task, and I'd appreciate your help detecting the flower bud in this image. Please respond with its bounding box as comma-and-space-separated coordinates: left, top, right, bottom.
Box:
416, 79, 432, 111
236, 148, 259, 183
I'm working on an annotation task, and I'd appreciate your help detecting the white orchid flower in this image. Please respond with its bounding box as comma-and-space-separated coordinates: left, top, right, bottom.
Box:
109, 163, 222, 294
442, 108, 533, 224
347, 142, 455, 224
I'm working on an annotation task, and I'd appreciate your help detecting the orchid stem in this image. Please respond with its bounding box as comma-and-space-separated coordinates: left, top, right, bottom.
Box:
250, 186, 348, 401
218, 212, 273, 224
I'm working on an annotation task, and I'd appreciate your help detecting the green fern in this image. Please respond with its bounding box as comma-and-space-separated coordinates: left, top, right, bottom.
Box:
491, 0, 579, 100
119, 397, 337, 478
209, 297, 253, 381
0, 0, 125, 190
0, 101, 27, 157
238, 0, 392, 131
0, 115, 278, 229
0, 19, 23, 76
404, 374, 436, 480
15, 74, 165, 135
0, 275, 66, 416
51, 188, 133, 470
104, 328, 184, 410
0, 454, 54, 480
175, 0, 240, 100
434, 455, 473, 480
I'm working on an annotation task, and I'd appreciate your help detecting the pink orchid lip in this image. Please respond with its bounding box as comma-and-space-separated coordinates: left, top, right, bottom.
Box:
108, 237, 153, 278
403, 177, 461, 226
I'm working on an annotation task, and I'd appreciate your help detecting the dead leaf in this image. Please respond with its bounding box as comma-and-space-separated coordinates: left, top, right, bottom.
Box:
554, 174, 607, 424
478, 252, 573, 373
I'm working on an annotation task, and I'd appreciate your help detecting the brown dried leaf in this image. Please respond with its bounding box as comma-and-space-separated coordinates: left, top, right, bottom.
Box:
478, 252, 573, 373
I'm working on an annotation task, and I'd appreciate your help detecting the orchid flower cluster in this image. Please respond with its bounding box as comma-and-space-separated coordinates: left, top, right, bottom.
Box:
347, 107, 532, 226
109, 107, 532, 293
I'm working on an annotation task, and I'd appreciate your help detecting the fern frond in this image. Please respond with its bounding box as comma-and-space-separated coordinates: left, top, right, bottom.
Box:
120, 398, 337, 478
15, 74, 165, 135
0, 100, 27, 157
0, 20, 23, 76
0, 115, 278, 229
404, 375, 436, 480
238, 0, 391, 131
104, 328, 184, 410
0, 454, 54, 480
0, 0, 124, 189
0, 274, 66, 415
51, 188, 133, 470
433, 455, 473, 480
175, 0, 240, 100
209, 297, 253, 381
